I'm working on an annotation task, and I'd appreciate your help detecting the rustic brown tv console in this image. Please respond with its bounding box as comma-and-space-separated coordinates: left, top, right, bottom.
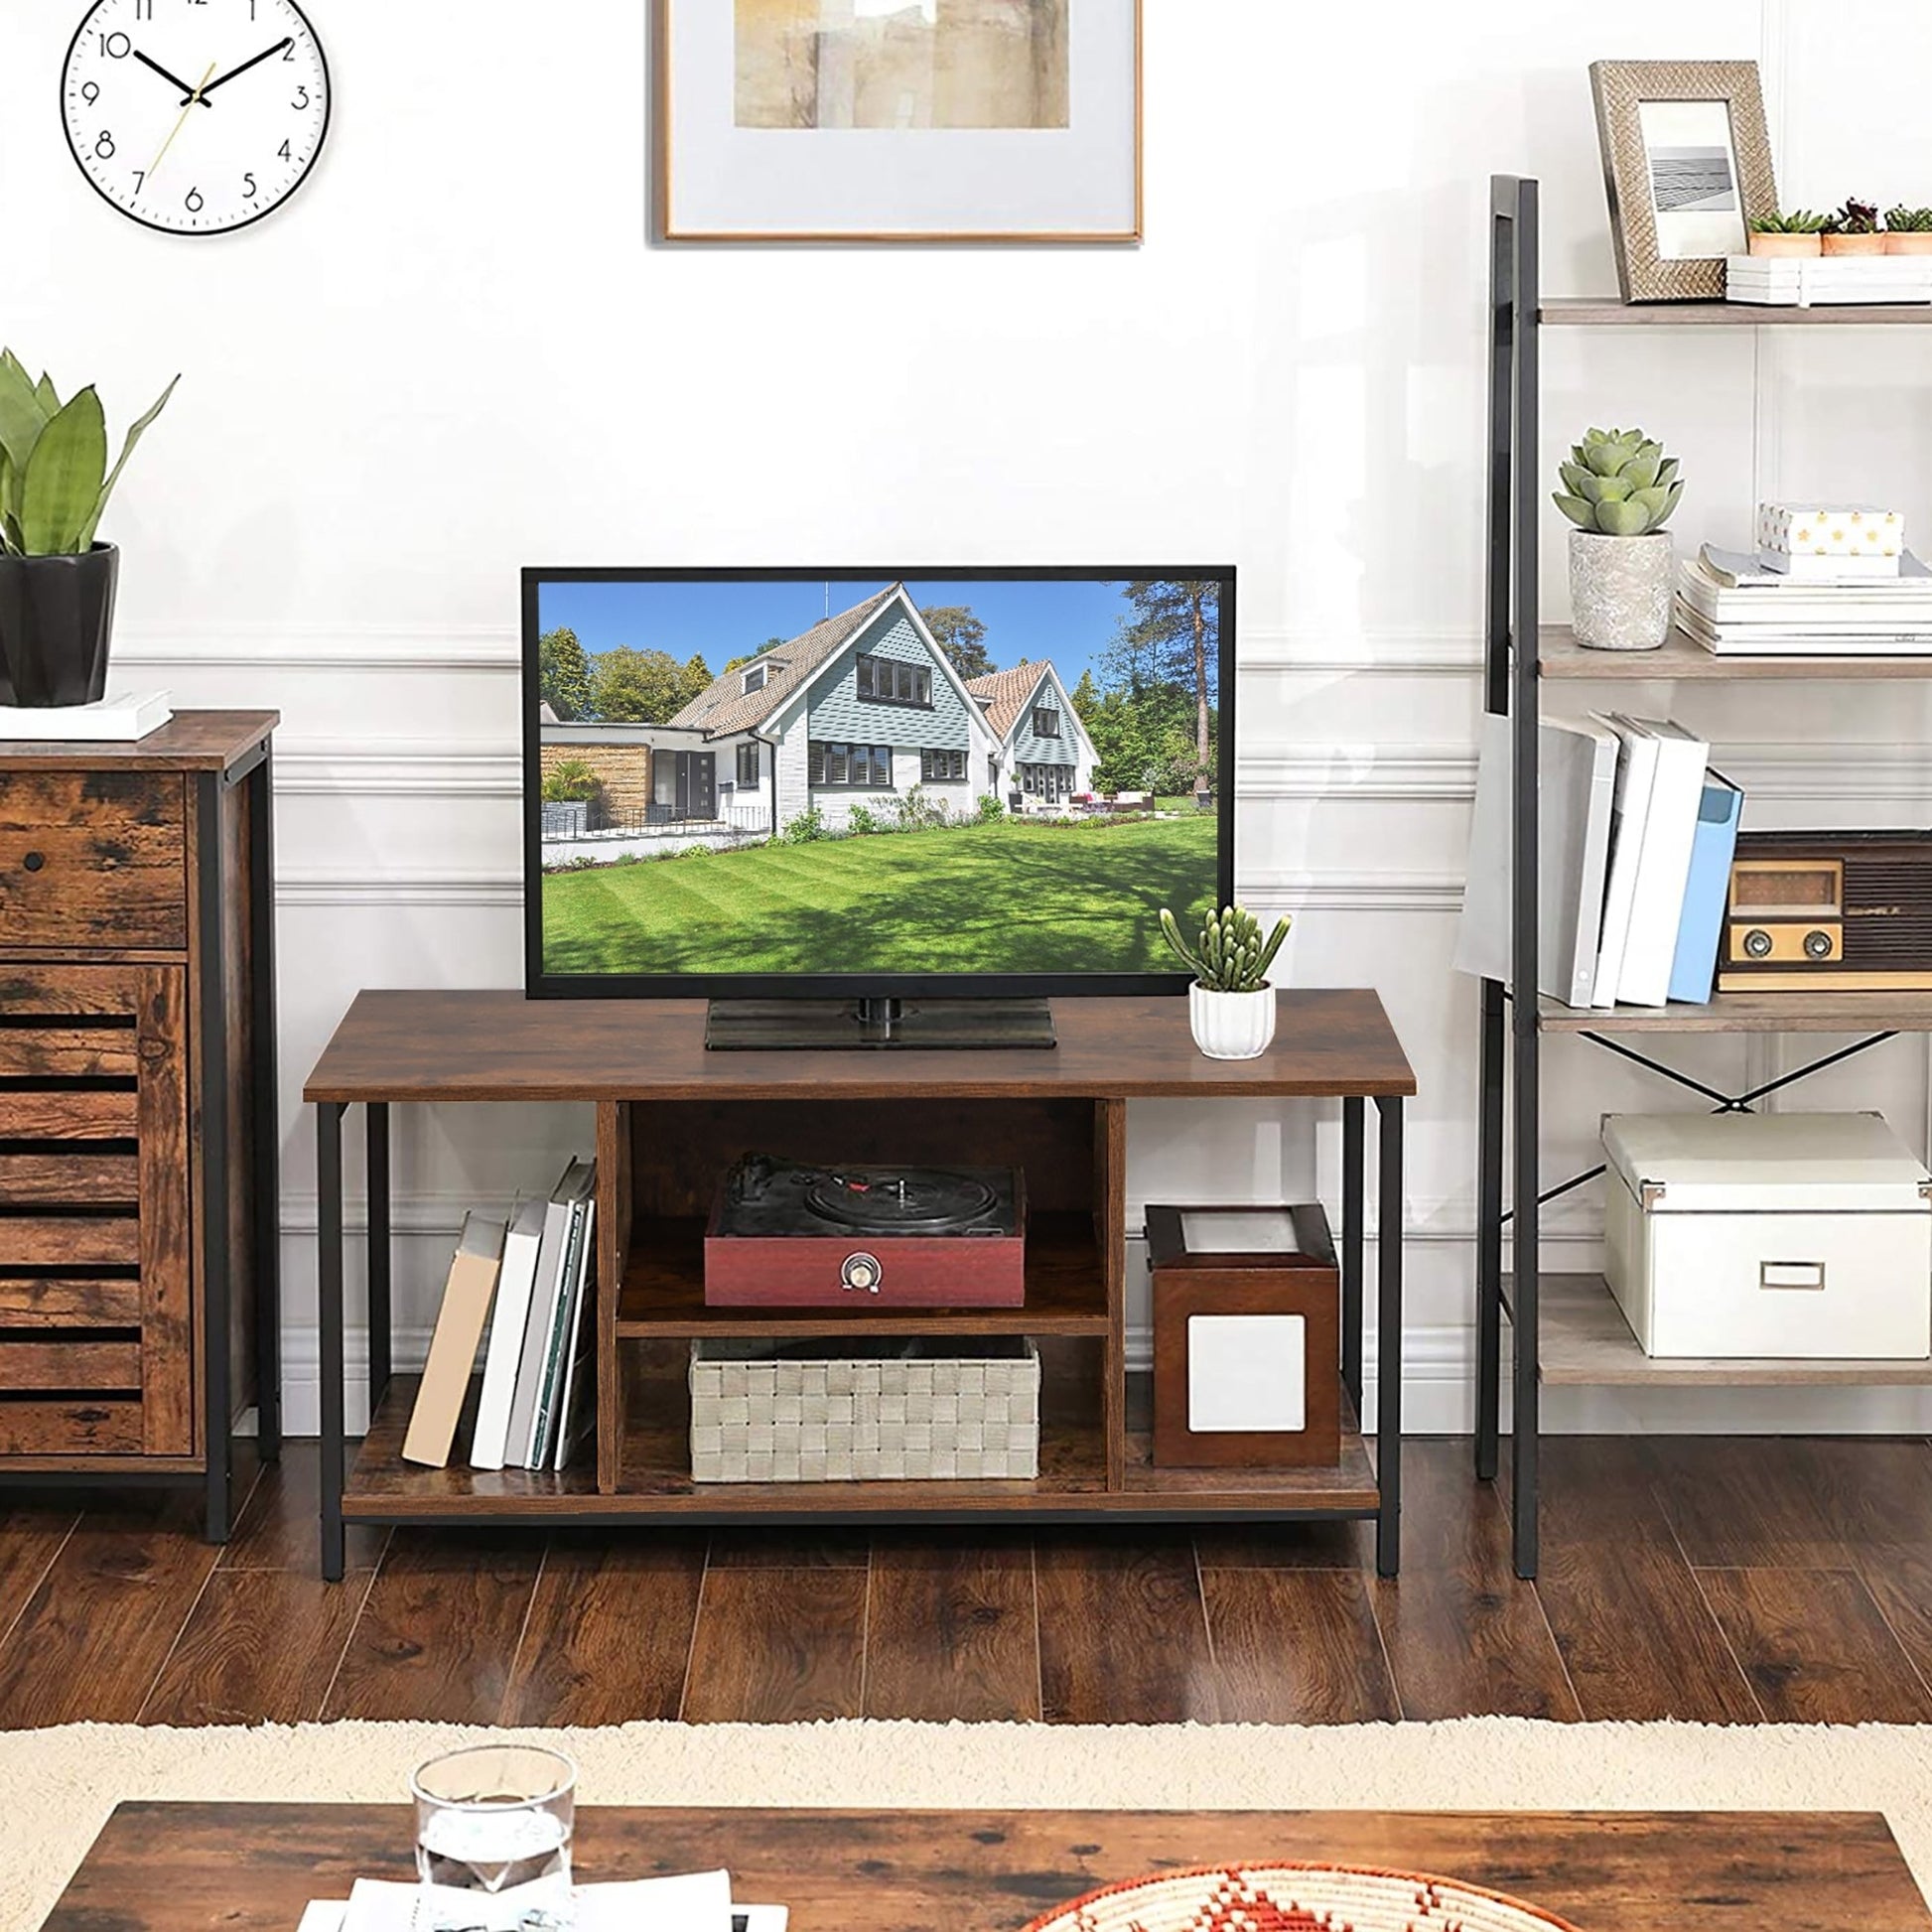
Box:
304, 990, 1415, 1579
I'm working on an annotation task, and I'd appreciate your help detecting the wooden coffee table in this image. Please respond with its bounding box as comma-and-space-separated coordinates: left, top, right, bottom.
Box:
39, 1804, 1932, 1931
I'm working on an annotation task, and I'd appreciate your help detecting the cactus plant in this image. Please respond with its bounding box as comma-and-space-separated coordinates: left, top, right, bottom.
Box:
0, 350, 177, 558
1553, 428, 1684, 539
1825, 199, 1881, 234
1886, 207, 1932, 232
1160, 903, 1290, 993
1749, 209, 1831, 233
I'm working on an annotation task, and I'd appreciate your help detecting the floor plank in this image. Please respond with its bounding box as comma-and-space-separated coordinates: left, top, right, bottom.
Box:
1035, 1534, 1217, 1724
1373, 1441, 1580, 1721
1519, 1438, 1761, 1723
322, 1531, 541, 1725
705, 1530, 870, 1569
0, 1504, 79, 1650
1203, 1568, 1399, 1724
140, 1568, 376, 1725
501, 1536, 707, 1726
0, 1499, 220, 1725
1694, 1567, 1932, 1724
680, 1566, 869, 1724
1190, 1519, 1374, 1570
863, 1533, 1039, 1722
220, 1444, 385, 1575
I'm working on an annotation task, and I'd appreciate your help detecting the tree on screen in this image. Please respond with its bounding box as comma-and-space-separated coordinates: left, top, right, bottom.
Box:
1105, 580, 1220, 786
538, 626, 594, 721
590, 646, 715, 723
919, 606, 995, 680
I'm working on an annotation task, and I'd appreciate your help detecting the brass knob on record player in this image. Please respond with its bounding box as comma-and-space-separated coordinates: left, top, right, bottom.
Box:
841, 1252, 883, 1294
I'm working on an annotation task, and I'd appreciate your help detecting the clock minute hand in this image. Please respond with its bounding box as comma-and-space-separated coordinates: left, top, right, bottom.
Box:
134, 49, 213, 105
186, 38, 294, 102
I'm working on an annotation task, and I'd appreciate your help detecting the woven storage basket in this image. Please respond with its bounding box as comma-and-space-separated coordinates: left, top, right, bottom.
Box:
689, 1337, 1040, 1483
1023, 1863, 1583, 1932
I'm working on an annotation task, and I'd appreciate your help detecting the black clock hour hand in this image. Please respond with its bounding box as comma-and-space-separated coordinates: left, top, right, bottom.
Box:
186, 37, 293, 102
134, 49, 212, 105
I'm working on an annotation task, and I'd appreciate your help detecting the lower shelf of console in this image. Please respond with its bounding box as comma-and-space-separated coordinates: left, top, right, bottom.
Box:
344, 1355, 1379, 1523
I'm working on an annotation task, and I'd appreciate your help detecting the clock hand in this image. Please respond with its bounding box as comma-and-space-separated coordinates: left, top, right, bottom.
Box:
133, 49, 212, 105
186, 38, 293, 102
146, 58, 218, 184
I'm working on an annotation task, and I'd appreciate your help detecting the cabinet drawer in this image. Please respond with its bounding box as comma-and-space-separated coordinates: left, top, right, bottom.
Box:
0, 772, 187, 949
0, 1398, 142, 1456
0, 1336, 141, 1390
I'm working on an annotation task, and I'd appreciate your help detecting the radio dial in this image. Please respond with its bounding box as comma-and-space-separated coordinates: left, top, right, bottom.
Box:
1804, 929, 1835, 960
841, 1252, 883, 1295
1742, 928, 1774, 959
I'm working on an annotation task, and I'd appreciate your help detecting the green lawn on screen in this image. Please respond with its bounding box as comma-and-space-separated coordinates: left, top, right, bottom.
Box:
542, 814, 1219, 977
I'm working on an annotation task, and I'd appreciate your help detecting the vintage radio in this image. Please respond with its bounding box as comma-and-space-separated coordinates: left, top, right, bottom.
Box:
1722, 831, 1932, 991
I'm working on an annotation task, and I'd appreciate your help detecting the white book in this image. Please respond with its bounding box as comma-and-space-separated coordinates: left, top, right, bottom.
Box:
0, 689, 172, 741
1589, 715, 1661, 1009
520, 1159, 596, 1469
1614, 717, 1710, 1009
550, 1197, 598, 1471
470, 1194, 545, 1470
533, 1189, 596, 1470
504, 1193, 574, 1467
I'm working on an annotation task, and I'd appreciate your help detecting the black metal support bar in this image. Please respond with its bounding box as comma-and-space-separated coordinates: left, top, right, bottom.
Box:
1476, 984, 1505, 1481
1733, 1033, 1898, 1107
196, 772, 233, 1544
1580, 1034, 1738, 1107
318, 1101, 346, 1584
1375, 1093, 1405, 1578
247, 748, 282, 1461
1341, 1096, 1364, 1411
366, 1103, 392, 1409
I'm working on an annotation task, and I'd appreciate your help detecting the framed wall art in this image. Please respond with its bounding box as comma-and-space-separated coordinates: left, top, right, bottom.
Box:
657, 0, 1142, 243
1589, 60, 1778, 301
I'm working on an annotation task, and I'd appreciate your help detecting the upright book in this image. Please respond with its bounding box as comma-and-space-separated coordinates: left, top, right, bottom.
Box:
470, 1194, 546, 1471
1615, 717, 1711, 1009
401, 1211, 507, 1468
1668, 768, 1743, 1005
507, 1159, 596, 1468
1590, 714, 1662, 1010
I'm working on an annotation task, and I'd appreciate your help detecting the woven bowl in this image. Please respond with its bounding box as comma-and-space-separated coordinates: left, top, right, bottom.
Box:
1022, 1862, 1585, 1932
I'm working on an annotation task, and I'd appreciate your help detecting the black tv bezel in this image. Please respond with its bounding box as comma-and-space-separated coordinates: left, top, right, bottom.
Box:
521, 564, 1237, 1002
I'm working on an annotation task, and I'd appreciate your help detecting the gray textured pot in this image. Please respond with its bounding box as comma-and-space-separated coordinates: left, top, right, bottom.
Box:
1570, 529, 1673, 651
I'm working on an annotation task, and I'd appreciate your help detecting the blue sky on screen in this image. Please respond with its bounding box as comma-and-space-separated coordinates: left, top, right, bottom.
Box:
537, 575, 1140, 690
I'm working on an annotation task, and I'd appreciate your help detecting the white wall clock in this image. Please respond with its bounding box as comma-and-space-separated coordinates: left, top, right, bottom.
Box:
62, 0, 330, 235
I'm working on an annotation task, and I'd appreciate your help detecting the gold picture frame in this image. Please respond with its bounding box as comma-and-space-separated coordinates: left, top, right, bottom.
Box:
656, 0, 1144, 244
1589, 60, 1778, 302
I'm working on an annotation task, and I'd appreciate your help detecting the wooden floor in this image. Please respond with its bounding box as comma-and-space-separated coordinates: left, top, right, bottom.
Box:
5, 1435, 1932, 1726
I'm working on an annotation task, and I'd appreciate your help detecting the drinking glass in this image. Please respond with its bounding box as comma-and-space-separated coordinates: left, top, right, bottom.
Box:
411, 1743, 578, 1905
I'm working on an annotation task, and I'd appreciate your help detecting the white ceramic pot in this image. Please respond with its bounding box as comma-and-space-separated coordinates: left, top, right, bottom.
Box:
1570, 529, 1674, 651
1188, 982, 1277, 1060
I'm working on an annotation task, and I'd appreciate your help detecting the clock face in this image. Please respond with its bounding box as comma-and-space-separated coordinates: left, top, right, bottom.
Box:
62, 0, 329, 235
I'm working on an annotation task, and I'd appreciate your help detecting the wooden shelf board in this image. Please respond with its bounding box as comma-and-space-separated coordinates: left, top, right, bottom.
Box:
616, 1210, 1108, 1338
1539, 623, 1932, 681
1537, 989, 1932, 1035
1507, 1273, 1932, 1387
1541, 297, 1932, 328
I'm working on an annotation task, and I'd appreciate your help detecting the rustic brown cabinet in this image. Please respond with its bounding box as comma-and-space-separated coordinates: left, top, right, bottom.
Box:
0, 713, 281, 1538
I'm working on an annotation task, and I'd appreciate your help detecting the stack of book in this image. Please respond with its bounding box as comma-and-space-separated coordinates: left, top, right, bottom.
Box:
1679, 544, 1932, 656
1725, 252, 1932, 309
1456, 713, 1741, 1011
401, 1158, 598, 1472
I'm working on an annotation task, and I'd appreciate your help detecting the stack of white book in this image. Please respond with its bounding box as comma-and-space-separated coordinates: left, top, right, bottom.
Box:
1456, 713, 1741, 1011
1678, 544, 1932, 656
1726, 253, 1932, 308
400, 1158, 599, 1472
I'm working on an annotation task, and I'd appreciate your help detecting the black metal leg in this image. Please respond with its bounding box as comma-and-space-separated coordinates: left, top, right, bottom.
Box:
366, 1102, 392, 1410
318, 1101, 346, 1583
1475, 977, 1504, 1479
196, 772, 233, 1544
249, 748, 282, 1461
1374, 1094, 1404, 1578
1341, 1096, 1364, 1413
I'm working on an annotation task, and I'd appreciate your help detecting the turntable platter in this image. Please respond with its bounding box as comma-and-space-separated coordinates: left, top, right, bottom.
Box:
804, 1168, 999, 1233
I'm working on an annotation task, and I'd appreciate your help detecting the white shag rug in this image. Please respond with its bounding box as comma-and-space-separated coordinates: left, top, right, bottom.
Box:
9, 1719, 1932, 1929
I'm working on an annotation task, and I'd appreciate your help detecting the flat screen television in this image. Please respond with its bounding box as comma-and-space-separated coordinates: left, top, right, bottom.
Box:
522, 567, 1235, 1046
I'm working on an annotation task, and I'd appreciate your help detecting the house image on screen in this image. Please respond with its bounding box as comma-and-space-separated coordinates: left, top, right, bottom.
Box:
539, 582, 1097, 848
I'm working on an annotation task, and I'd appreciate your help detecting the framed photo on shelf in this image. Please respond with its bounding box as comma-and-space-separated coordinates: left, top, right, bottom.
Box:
1589, 60, 1778, 301
656, 0, 1142, 243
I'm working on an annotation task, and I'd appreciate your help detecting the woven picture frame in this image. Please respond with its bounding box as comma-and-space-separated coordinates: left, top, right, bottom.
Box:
1589, 61, 1778, 303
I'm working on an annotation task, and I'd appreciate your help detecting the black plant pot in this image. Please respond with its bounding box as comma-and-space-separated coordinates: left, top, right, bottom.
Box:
0, 544, 120, 708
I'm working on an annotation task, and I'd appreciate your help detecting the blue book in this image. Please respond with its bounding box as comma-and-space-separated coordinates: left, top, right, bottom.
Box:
1668, 770, 1743, 1004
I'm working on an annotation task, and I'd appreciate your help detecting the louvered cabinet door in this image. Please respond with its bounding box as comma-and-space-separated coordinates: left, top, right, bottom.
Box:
0, 965, 192, 1457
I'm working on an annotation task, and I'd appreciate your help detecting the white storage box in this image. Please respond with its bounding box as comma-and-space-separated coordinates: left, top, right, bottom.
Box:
1602, 1112, 1932, 1360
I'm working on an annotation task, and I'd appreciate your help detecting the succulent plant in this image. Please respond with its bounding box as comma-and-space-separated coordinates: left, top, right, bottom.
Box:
1886, 207, 1932, 232
1553, 428, 1684, 539
0, 350, 177, 558
1749, 208, 1830, 233
1160, 903, 1290, 994
1825, 198, 1881, 234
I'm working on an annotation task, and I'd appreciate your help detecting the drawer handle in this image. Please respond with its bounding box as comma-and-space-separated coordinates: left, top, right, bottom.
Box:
1760, 1260, 1826, 1293
21, 852, 45, 874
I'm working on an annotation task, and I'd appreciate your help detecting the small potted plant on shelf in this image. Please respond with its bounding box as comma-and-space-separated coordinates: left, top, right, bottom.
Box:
1747, 209, 1829, 258
0, 350, 176, 709
1160, 902, 1291, 1060
1553, 427, 1685, 652
1885, 207, 1932, 256
1822, 199, 1885, 256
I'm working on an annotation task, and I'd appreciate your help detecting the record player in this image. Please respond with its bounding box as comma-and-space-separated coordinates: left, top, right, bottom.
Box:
704, 1154, 1027, 1308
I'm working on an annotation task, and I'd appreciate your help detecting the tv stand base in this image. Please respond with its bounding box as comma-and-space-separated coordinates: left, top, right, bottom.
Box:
705, 996, 1057, 1050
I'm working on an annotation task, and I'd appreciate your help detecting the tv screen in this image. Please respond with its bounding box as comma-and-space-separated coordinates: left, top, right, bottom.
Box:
523, 567, 1234, 998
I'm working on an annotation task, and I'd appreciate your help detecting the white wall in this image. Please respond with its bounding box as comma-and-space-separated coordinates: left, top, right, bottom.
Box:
9, 0, 1932, 1434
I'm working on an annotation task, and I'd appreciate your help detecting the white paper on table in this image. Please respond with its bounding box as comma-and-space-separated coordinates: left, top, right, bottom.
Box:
310, 1868, 742, 1932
